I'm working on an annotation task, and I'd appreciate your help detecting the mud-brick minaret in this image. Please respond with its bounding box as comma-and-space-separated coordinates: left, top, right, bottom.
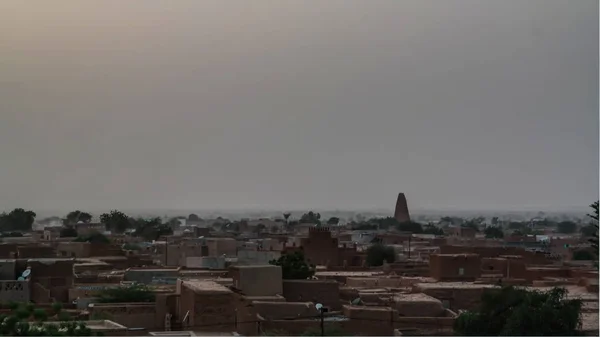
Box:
394, 193, 411, 223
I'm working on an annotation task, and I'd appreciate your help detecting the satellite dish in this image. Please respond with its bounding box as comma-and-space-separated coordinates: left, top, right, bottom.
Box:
315, 303, 323, 311
22, 269, 31, 278
17, 276, 24, 281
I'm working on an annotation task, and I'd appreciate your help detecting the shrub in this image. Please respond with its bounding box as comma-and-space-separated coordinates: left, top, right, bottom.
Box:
96, 284, 155, 303
366, 244, 396, 266
454, 286, 582, 336
32, 308, 47, 321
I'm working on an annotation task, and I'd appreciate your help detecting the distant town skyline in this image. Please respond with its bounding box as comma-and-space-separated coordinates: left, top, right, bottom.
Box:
1, 0, 597, 211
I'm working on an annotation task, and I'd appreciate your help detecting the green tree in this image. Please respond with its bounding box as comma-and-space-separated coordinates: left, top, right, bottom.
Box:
350, 223, 378, 231
63, 211, 92, 225
74, 233, 110, 244
580, 223, 598, 237
461, 219, 481, 232
254, 223, 266, 234
366, 244, 396, 266
99, 210, 131, 234
122, 243, 141, 251
0, 303, 94, 336
59, 226, 78, 238
572, 250, 595, 261
0, 231, 23, 238
396, 221, 423, 233
269, 251, 315, 279
0, 208, 36, 232
508, 221, 526, 230
368, 217, 400, 230
557, 221, 577, 234
454, 286, 582, 336
300, 211, 321, 225
422, 224, 444, 235
132, 217, 173, 241
187, 213, 201, 221
484, 226, 504, 239
96, 284, 155, 303
326, 217, 340, 226
32, 308, 47, 321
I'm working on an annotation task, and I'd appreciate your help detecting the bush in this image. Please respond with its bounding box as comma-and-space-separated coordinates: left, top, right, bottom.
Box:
484, 226, 504, 239
14, 308, 30, 320
122, 243, 141, 251
366, 244, 396, 267
60, 226, 78, 238
454, 286, 582, 336
572, 250, 595, 261
74, 232, 110, 244
96, 284, 155, 303
51, 302, 63, 314
269, 251, 315, 280
57, 311, 72, 322
32, 308, 47, 321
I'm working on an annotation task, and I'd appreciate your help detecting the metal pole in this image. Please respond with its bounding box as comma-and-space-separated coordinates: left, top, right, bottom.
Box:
320, 309, 324, 336
164, 237, 168, 266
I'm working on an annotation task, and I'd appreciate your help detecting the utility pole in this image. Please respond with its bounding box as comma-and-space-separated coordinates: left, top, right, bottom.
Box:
164, 236, 169, 266
320, 309, 324, 336
316, 303, 326, 336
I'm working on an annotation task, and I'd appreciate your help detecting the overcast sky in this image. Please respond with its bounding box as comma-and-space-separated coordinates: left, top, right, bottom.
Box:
0, 0, 598, 213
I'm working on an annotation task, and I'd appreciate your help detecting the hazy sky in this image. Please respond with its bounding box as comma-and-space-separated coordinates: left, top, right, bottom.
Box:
1, 0, 598, 213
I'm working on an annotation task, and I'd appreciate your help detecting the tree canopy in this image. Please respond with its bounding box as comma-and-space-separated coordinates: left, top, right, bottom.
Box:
96, 284, 155, 303
0, 302, 95, 336
454, 286, 582, 336
587, 201, 598, 259
557, 221, 577, 234
59, 226, 78, 238
572, 249, 595, 261
396, 221, 424, 234
63, 211, 92, 225
99, 210, 131, 234
74, 232, 110, 244
484, 226, 504, 239
131, 217, 173, 241
422, 224, 444, 236
299, 211, 321, 226
0, 208, 36, 232
269, 251, 315, 279
366, 244, 396, 267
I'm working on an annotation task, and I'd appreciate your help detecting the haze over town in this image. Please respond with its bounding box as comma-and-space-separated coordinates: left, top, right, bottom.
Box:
1, 0, 598, 215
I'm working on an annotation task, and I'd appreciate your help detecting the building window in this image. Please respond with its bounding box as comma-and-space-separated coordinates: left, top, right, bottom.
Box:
458, 268, 464, 276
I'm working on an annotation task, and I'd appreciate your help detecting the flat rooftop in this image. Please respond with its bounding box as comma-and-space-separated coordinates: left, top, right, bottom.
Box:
414, 282, 499, 289
316, 271, 383, 277
581, 313, 599, 332
182, 280, 233, 294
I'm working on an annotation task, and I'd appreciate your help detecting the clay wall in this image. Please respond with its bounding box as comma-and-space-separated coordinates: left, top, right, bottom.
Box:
17, 246, 55, 258
0, 244, 18, 258
300, 227, 340, 267
412, 284, 498, 311
282, 280, 341, 310
88, 303, 158, 329
429, 254, 481, 281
